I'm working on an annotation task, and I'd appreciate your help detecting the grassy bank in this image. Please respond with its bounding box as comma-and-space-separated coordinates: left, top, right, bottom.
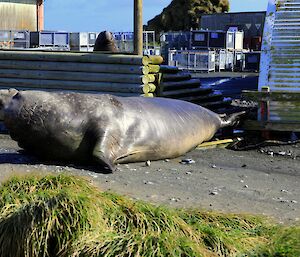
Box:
0, 173, 298, 257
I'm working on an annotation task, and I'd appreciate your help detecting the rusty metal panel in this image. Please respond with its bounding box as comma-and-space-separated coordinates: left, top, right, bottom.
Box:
0, 1, 37, 31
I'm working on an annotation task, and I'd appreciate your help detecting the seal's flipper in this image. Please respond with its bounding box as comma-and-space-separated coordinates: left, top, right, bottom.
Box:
92, 138, 116, 173
219, 111, 246, 128
92, 148, 116, 172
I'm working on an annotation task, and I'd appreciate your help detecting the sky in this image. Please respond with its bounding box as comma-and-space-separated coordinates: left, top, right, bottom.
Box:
44, 0, 269, 32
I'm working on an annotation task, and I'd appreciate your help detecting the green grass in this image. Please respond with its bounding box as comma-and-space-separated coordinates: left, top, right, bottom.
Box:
0, 173, 298, 257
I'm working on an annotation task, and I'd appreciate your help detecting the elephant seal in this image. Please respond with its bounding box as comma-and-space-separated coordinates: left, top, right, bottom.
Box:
93, 31, 118, 52
0, 89, 242, 172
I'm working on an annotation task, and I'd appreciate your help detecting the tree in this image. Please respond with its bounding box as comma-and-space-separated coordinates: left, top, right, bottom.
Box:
145, 0, 229, 37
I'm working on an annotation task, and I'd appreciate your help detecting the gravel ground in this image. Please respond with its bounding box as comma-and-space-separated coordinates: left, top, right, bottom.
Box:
0, 134, 299, 224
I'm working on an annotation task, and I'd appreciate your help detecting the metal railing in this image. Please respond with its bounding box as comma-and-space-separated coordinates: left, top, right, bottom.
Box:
168, 49, 216, 72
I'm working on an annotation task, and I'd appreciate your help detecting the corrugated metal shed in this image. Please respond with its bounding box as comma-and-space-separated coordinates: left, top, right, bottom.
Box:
0, 0, 38, 31
200, 12, 266, 38
259, 0, 300, 123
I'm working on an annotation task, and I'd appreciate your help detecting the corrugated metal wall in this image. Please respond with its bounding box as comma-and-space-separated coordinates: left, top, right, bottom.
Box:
259, 0, 300, 123
0, 0, 37, 31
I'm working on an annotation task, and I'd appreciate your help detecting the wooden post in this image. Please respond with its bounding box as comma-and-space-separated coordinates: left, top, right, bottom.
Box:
134, 0, 143, 56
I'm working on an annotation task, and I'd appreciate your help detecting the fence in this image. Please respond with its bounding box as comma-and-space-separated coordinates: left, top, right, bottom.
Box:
113, 31, 156, 54
0, 30, 30, 49
168, 49, 216, 72
70, 32, 98, 52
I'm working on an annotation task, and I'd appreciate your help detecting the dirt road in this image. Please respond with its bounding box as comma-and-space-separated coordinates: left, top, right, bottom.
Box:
0, 134, 299, 224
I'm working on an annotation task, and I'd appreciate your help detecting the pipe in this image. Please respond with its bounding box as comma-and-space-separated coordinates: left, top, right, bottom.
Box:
36, 0, 44, 31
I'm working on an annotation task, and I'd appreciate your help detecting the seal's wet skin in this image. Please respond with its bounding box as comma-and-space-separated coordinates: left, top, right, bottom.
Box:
0, 90, 242, 172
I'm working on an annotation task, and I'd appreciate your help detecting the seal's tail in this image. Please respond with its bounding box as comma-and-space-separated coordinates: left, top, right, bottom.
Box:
219, 111, 246, 128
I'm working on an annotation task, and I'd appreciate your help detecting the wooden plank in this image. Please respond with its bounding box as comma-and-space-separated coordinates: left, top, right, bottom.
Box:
243, 90, 300, 101
162, 72, 192, 82
161, 87, 212, 98
0, 69, 155, 84
179, 92, 222, 103
0, 60, 150, 74
0, 86, 145, 97
0, 78, 146, 93
0, 50, 148, 65
161, 79, 201, 91
142, 83, 156, 94
148, 64, 160, 74
243, 120, 300, 132
147, 55, 164, 65
159, 65, 179, 73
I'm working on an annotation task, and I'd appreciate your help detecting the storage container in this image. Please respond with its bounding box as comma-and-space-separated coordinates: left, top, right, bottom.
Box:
244, 52, 260, 71
70, 32, 97, 51
30, 31, 70, 48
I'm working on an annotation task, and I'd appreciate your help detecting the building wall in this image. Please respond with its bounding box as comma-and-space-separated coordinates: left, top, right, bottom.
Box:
200, 12, 266, 38
0, 0, 37, 31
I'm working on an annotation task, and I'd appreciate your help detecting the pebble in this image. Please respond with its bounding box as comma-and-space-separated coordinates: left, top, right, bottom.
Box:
170, 197, 180, 202
209, 191, 219, 196
244, 185, 249, 188
281, 189, 289, 193
291, 200, 298, 204
145, 160, 151, 167
211, 164, 217, 169
186, 171, 192, 175
280, 199, 289, 203
144, 181, 154, 185
164, 159, 170, 162
88, 173, 98, 178
180, 159, 195, 165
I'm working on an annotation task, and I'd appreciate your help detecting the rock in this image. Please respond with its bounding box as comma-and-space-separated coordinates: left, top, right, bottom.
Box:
145, 160, 151, 167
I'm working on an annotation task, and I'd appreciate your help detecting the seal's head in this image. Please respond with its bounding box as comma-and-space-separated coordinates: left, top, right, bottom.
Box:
0, 88, 18, 120
93, 31, 118, 52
